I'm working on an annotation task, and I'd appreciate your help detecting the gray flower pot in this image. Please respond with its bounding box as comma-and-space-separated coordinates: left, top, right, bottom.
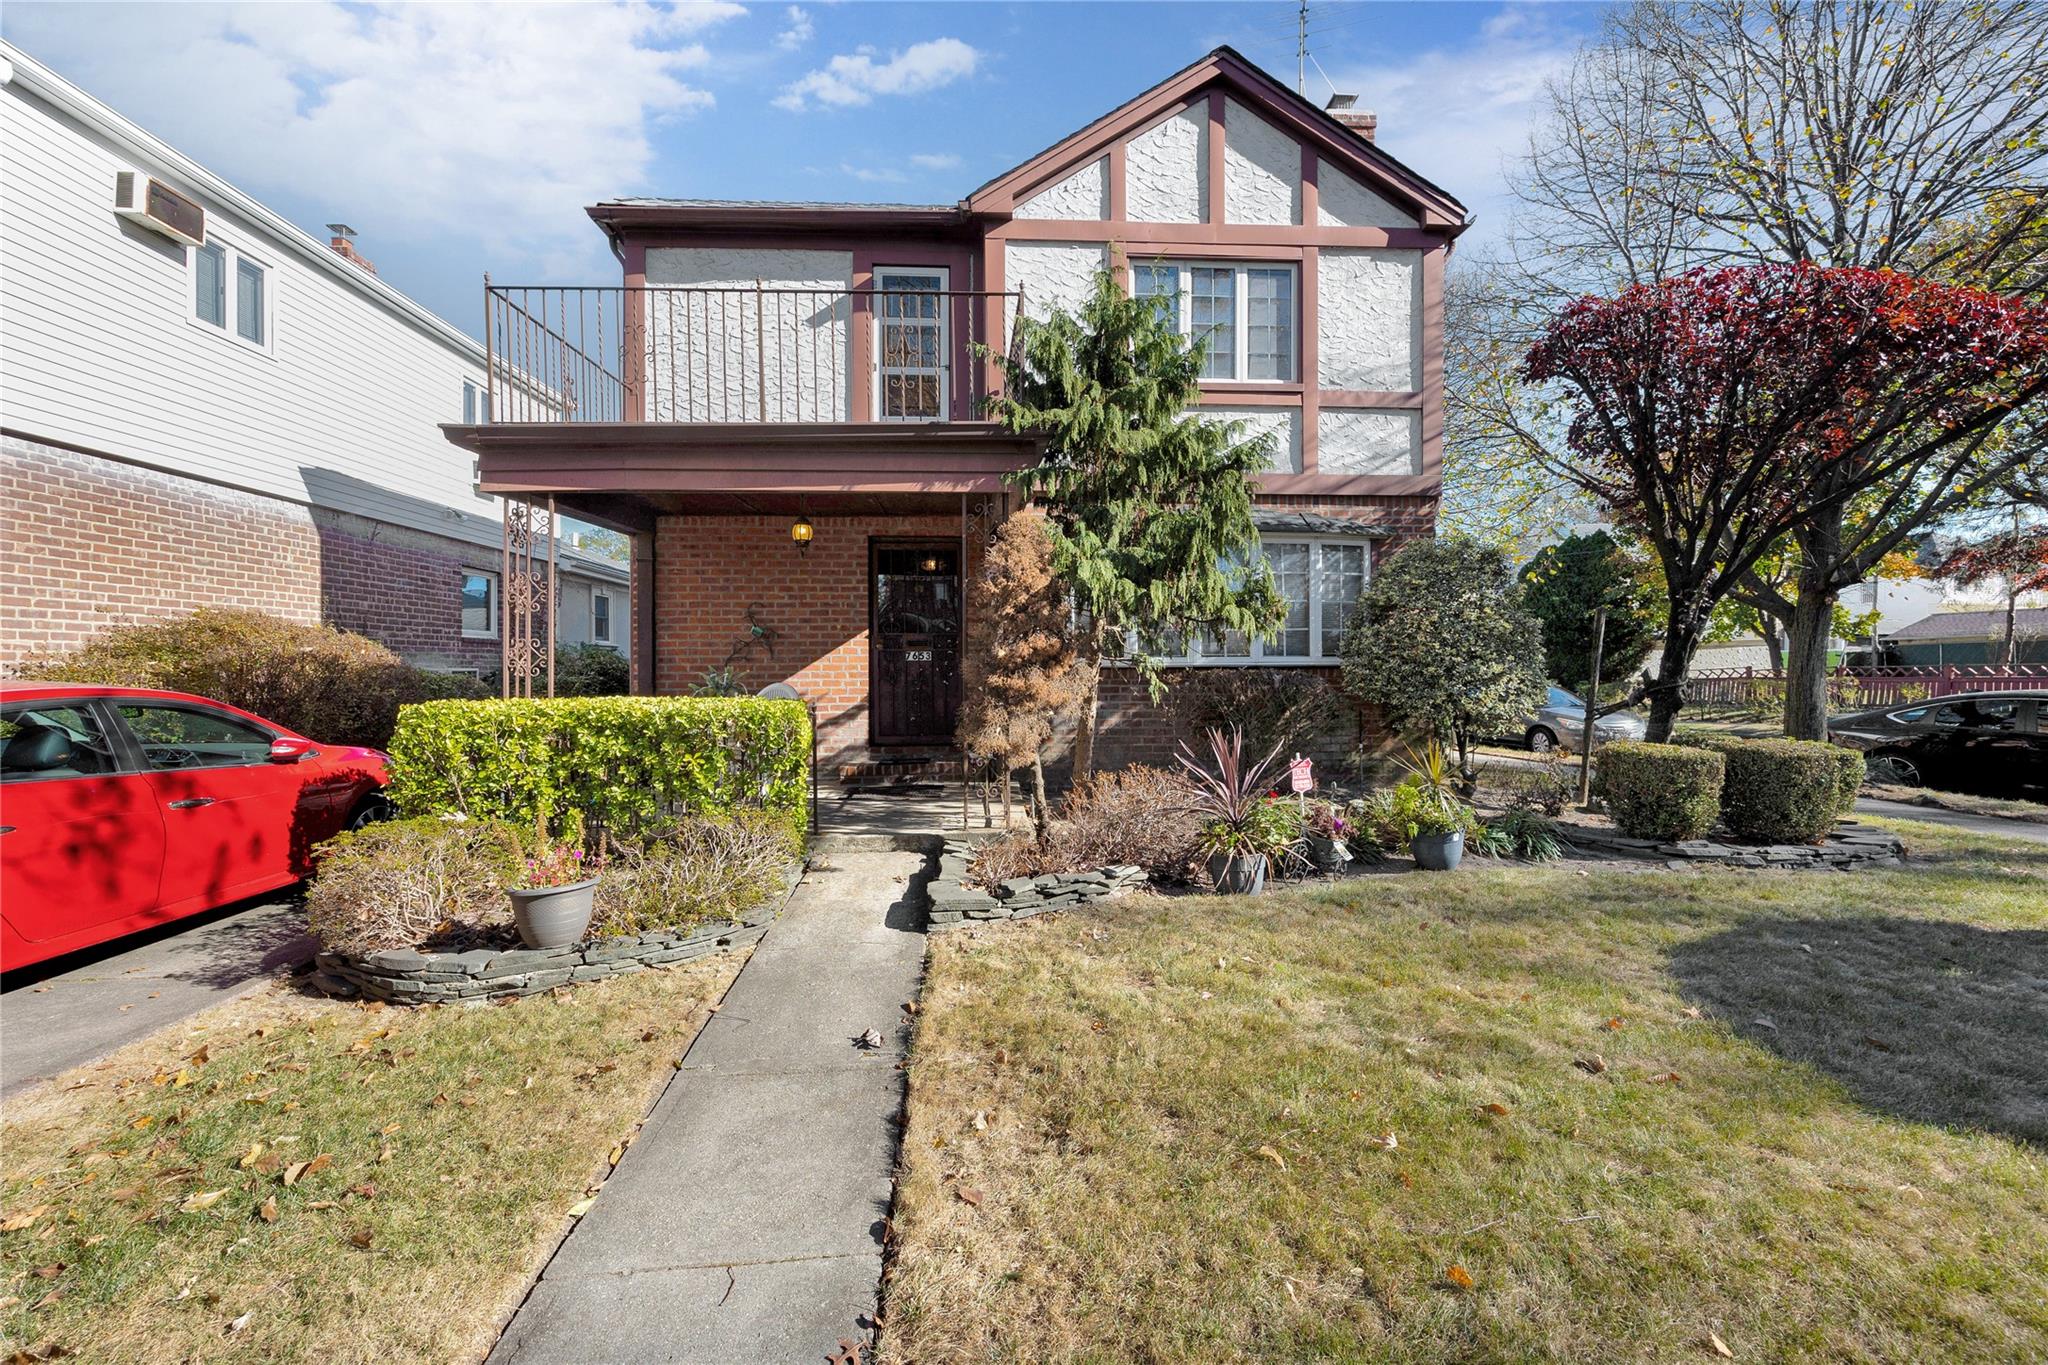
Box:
1207, 850, 1268, 896
1306, 835, 1352, 873
508, 877, 598, 948
1409, 831, 1465, 872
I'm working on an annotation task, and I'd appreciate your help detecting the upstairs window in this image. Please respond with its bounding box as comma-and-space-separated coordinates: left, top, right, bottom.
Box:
194, 242, 227, 327
1132, 261, 1297, 383
190, 239, 271, 352
235, 258, 266, 344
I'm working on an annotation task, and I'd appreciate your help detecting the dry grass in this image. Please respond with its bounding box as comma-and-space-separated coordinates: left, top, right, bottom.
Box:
0, 954, 743, 1363
1863, 784, 2048, 824
883, 818, 2048, 1363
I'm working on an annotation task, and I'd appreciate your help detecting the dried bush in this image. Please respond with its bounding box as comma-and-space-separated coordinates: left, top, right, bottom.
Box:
306, 817, 526, 955
590, 810, 801, 939
1489, 753, 1579, 816
1166, 669, 1346, 766
17, 608, 486, 748
967, 764, 1204, 889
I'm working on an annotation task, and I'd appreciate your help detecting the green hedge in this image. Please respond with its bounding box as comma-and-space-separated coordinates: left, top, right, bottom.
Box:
1593, 741, 1724, 841
1674, 733, 1866, 841
387, 697, 810, 843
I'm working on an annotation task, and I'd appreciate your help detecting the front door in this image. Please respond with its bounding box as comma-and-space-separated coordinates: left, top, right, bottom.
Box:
870, 541, 961, 745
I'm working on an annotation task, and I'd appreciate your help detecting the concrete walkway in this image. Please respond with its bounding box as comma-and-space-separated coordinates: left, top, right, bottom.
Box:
491, 847, 930, 1364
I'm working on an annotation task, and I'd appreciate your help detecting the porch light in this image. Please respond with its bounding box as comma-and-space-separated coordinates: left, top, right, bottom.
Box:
790, 517, 814, 554
919, 554, 941, 573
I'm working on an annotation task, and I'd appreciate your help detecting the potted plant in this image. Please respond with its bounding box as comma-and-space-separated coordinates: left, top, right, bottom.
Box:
1303, 799, 1352, 873
1176, 726, 1289, 895
506, 815, 598, 948
1359, 741, 1481, 872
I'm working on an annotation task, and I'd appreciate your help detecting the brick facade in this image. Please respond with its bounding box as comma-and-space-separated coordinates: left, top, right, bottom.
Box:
0, 434, 578, 674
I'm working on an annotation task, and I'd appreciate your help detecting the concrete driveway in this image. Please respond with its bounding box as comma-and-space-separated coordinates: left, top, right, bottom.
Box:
1, 896, 314, 1098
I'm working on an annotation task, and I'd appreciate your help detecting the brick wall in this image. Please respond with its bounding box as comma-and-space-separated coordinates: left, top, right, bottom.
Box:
4, 434, 531, 674
651, 511, 976, 770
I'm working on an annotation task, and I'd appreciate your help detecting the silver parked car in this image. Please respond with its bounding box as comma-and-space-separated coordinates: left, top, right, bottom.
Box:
1523, 685, 1647, 754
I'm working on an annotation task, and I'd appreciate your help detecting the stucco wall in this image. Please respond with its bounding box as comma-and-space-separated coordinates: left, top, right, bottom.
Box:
1317, 248, 1421, 391
1199, 405, 1303, 474
1318, 409, 1420, 476
1316, 158, 1418, 229
1005, 241, 1108, 326
1017, 155, 1109, 221
643, 247, 855, 422
1124, 103, 1207, 224
1223, 98, 1300, 226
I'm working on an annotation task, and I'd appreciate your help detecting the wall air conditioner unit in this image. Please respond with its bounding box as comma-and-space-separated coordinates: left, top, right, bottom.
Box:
112, 169, 206, 247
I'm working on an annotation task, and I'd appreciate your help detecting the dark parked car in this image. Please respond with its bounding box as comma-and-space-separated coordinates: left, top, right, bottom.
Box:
1829, 690, 2047, 798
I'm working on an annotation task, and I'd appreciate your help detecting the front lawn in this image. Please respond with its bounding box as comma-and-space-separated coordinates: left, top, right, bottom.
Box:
0, 955, 742, 1363
884, 819, 2048, 1362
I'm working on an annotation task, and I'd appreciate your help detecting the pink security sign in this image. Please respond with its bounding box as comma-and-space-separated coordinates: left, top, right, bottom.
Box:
1288, 756, 1313, 794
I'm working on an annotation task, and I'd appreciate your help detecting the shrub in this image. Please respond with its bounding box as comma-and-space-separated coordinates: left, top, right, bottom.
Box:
1716, 738, 1857, 843
15, 608, 487, 748
1487, 751, 1578, 816
590, 811, 800, 939
1593, 741, 1724, 841
554, 645, 631, 697
1826, 743, 1868, 815
305, 817, 527, 955
1474, 808, 1565, 862
1356, 780, 1484, 846
966, 764, 1204, 890
1165, 669, 1347, 769
387, 696, 810, 844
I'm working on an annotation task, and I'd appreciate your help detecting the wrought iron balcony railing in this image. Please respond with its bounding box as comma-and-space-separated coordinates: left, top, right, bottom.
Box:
482, 282, 1024, 425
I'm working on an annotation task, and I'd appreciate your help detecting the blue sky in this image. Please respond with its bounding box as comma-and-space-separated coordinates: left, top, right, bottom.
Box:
4, 1, 1604, 335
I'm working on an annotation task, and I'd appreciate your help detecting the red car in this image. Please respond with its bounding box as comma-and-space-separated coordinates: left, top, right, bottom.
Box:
0, 683, 391, 972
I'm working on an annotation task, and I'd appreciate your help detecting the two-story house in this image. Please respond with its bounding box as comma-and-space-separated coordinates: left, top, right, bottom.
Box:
445, 47, 1464, 774
0, 41, 629, 680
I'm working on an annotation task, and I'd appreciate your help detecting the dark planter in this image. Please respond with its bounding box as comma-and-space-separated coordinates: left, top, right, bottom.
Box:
1306, 835, 1351, 873
1206, 850, 1268, 896
508, 878, 598, 948
1409, 831, 1465, 872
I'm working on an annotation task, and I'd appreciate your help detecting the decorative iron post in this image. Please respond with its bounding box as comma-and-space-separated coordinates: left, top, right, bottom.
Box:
501, 494, 557, 698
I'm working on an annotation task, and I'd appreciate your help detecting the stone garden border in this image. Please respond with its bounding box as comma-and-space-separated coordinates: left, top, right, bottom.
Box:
309, 866, 803, 1004
1560, 819, 1905, 870
925, 837, 1147, 929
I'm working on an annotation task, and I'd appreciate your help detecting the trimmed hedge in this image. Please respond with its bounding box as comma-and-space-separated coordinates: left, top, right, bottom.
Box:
1825, 743, 1867, 816
1716, 738, 1857, 843
1593, 741, 1725, 841
387, 697, 810, 842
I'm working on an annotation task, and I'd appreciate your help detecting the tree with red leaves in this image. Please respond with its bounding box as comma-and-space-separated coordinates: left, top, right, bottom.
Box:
1523, 263, 2048, 740
1926, 521, 2048, 666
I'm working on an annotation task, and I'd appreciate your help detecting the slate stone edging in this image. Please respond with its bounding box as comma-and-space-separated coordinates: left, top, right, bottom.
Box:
308, 863, 804, 1004
1563, 820, 1905, 870
925, 838, 1148, 929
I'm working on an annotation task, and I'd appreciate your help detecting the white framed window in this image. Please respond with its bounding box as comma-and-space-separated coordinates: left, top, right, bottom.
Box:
1133, 260, 1297, 382
460, 570, 498, 639
591, 590, 612, 643
189, 237, 273, 353
874, 266, 949, 421
1157, 537, 1370, 666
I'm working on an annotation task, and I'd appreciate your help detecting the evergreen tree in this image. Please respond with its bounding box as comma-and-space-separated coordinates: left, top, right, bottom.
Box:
955, 510, 1090, 838
1518, 531, 1660, 694
986, 269, 1280, 776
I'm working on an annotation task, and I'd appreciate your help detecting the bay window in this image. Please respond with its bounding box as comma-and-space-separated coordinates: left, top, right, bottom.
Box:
1133, 260, 1297, 383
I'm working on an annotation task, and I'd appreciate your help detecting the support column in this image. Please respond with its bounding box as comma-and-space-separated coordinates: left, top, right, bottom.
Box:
632, 529, 658, 695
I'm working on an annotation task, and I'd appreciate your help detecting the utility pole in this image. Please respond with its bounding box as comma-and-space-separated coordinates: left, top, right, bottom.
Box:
1577, 606, 1608, 807
1298, 1, 1308, 94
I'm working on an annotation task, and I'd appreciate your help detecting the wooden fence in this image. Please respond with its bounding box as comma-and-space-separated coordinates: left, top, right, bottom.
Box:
1684, 665, 2048, 710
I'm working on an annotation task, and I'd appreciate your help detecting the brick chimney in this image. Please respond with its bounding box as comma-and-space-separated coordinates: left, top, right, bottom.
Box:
325, 223, 377, 275
1323, 93, 1377, 143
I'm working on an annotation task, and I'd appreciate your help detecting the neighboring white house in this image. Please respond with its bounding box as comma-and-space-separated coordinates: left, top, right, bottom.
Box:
0, 40, 627, 677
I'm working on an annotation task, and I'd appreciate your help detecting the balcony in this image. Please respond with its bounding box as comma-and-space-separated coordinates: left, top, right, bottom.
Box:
482, 282, 1023, 426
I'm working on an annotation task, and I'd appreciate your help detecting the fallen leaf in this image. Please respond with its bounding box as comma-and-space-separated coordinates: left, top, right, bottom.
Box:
1365, 1132, 1399, 1150
567, 1197, 596, 1217
607, 1146, 624, 1166
1681, 1006, 1703, 1020
902, 1000, 919, 1015
1649, 1072, 1683, 1085
306, 1201, 339, 1211
1480, 1103, 1511, 1117
254, 1153, 282, 1176
302, 1153, 333, 1178
855, 1028, 884, 1050
1602, 1017, 1624, 1031
1705, 1330, 1734, 1358
992, 1048, 1008, 1066
128, 1115, 153, 1130
187, 1046, 211, 1067
257, 1197, 277, 1224
1256, 1144, 1288, 1171
347, 1229, 373, 1250
1862, 1036, 1893, 1053
179, 1189, 228, 1213
226, 1311, 253, 1335
348, 1183, 376, 1200
1574, 1056, 1608, 1075
1445, 1264, 1475, 1290
379, 1123, 402, 1136
281, 1162, 310, 1187
1, 1206, 50, 1232
955, 1186, 984, 1208
31, 1263, 65, 1280
971, 1110, 989, 1132
377, 1145, 393, 1164
238, 1143, 265, 1169
1751, 1016, 1778, 1032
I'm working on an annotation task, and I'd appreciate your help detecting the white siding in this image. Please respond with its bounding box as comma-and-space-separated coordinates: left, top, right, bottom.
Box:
1223, 98, 1299, 226
0, 78, 497, 549
1315, 157, 1418, 229
1017, 156, 1109, 221
642, 247, 855, 422
1004, 241, 1108, 330
1198, 405, 1302, 474
1317, 248, 1422, 391
1318, 408, 1420, 475
1124, 103, 1207, 224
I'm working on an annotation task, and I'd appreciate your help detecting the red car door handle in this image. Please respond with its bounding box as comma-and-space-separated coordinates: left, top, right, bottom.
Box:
167, 798, 217, 810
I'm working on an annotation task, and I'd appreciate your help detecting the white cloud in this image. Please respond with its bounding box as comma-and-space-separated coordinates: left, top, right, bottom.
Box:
0, 1, 744, 274
773, 37, 979, 112
910, 152, 962, 171
775, 5, 813, 51
840, 162, 908, 185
